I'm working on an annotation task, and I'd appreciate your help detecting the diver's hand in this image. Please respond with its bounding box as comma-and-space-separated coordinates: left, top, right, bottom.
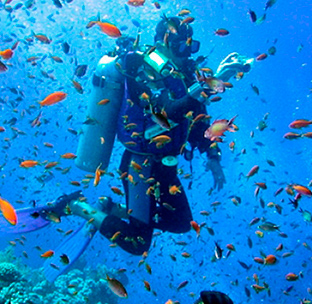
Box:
205, 158, 226, 191
215, 53, 254, 82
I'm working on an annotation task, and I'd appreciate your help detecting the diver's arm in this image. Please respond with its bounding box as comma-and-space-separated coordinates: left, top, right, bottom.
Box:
188, 115, 226, 191
205, 146, 226, 191
165, 81, 210, 118
75, 55, 125, 172
165, 94, 196, 118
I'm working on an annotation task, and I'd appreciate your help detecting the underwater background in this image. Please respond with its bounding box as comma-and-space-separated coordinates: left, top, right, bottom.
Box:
0, 0, 312, 303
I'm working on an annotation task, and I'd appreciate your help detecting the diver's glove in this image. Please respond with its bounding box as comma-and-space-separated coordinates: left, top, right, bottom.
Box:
39, 191, 82, 222
215, 52, 254, 82
205, 158, 226, 191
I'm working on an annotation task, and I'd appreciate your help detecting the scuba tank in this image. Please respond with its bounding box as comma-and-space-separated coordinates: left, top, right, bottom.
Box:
75, 55, 125, 172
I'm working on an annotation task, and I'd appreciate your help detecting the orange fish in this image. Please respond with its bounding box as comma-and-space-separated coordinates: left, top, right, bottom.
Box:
181, 252, 191, 258
289, 119, 312, 129
178, 9, 191, 16
254, 257, 265, 264
291, 184, 312, 197
302, 132, 312, 138
45, 161, 58, 169
127, 0, 145, 7
145, 263, 152, 274
41, 250, 55, 258
0, 126, 5, 132
229, 141, 235, 151
235, 71, 244, 80
283, 132, 301, 139
110, 231, 121, 242
264, 254, 277, 265
226, 244, 236, 251
111, 186, 124, 196
285, 273, 299, 281
215, 28, 229, 36
71, 79, 83, 94
106, 274, 128, 298
96, 22, 122, 38
181, 16, 195, 25
254, 182, 267, 189
203, 77, 225, 93
98, 98, 110, 105
50, 55, 63, 63
190, 220, 200, 237
246, 165, 259, 179
169, 185, 181, 195
223, 82, 233, 88
39, 92, 67, 106
0, 49, 13, 60
0, 197, 17, 225
143, 280, 151, 291
204, 115, 237, 141
43, 142, 54, 148
150, 135, 172, 146
94, 163, 103, 187
252, 284, 266, 293
210, 96, 222, 102
20, 160, 39, 168
129, 161, 141, 173
61, 153, 77, 159
256, 53, 268, 61
32, 32, 51, 44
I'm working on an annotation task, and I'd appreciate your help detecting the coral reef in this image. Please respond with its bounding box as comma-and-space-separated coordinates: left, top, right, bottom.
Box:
0, 246, 127, 304
0, 263, 21, 284
0, 264, 125, 304
0, 247, 17, 264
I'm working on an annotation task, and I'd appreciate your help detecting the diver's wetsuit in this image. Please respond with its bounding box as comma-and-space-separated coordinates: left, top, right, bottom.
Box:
99, 51, 218, 255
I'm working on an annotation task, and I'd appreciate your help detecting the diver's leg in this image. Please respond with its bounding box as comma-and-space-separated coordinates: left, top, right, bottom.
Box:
99, 151, 155, 255
153, 158, 193, 233
68, 199, 107, 230
99, 216, 153, 255
94, 150, 133, 219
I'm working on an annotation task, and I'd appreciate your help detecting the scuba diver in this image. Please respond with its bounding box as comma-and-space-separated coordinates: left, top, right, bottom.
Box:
0, 16, 254, 282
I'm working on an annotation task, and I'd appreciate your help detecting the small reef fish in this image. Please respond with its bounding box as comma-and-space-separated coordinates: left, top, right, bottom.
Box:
106, 274, 128, 298
215, 28, 229, 36
96, 22, 122, 38
20, 160, 39, 168
204, 115, 237, 142
41, 250, 55, 258
39, 92, 67, 106
0, 197, 17, 225
0, 49, 13, 60
127, 0, 145, 6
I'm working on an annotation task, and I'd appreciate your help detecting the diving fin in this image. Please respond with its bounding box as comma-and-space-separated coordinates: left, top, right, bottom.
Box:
0, 191, 82, 235
43, 221, 98, 282
0, 206, 51, 234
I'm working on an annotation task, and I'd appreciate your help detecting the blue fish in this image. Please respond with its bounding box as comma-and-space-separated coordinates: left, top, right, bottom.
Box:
131, 19, 141, 28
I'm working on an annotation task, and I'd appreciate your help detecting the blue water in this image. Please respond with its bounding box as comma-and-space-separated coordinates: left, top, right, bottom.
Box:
0, 0, 312, 303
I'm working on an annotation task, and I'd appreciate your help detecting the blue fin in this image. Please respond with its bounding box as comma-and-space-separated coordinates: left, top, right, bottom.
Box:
43, 222, 98, 282
0, 206, 51, 234
0, 191, 82, 234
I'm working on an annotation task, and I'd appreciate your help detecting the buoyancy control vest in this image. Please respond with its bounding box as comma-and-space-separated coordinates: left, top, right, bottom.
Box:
117, 49, 198, 157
